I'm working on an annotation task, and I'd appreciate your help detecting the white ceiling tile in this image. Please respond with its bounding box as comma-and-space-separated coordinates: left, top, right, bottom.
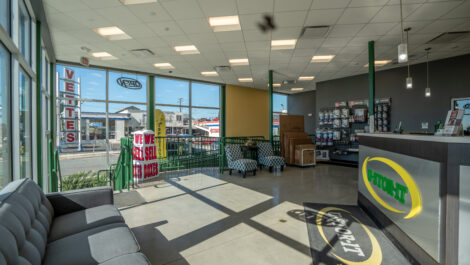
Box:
305, 9, 344, 25
311, 0, 350, 9
224, 50, 248, 58
219, 42, 246, 52
292, 48, 316, 57
47, 13, 85, 30
371, 4, 421, 23
295, 38, 323, 49
95, 6, 143, 26
249, 56, 270, 65
274, 0, 313, 12
177, 19, 213, 34
239, 14, 266, 30
237, 0, 274, 14
322, 37, 351, 47
386, 20, 431, 35
274, 11, 308, 27
80, 0, 122, 9
406, 1, 462, 21
63, 10, 114, 29
357, 22, 396, 36
348, 35, 382, 46
443, 1, 470, 19
135, 36, 169, 48
418, 18, 468, 34
187, 33, 219, 45
271, 27, 302, 39
386, 0, 426, 5
126, 3, 173, 23
329, 24, 365, 37
243, 30, 272, 41
119, 24, 157, 39
349, 0, 388, 7
197, 0, 238, 17
147, 21, 185, 36
161, 0, 205, 19
44, 0, 89, 12
247, 49, 270, 58
245, 41, 271, 51
337, 7, 382, 24
162, 35, 193, 46
215, 31, 245, 43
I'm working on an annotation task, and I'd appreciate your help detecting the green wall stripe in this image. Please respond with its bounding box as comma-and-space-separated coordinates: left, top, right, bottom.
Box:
148, 76, 155, 131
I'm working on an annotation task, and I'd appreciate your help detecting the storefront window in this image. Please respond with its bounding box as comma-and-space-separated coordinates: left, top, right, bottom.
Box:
0, 0, 9, 34
109, 103, 147, 140
155, 106, 190, 136
0, 44, 10, 188
19, 69, 31, 179
273, 93, 288, 136
192, 108, 220, 137
19, 0, 31, 64
109, 71, 147, 103
56, 65, 106, 100
192, 82, 220, 108
155, 78, 189, 106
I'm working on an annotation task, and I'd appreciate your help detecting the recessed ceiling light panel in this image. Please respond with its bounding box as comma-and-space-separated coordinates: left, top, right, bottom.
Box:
291, 87, 304, 91
311, 55, 335, 62
271, 39, 297, 50
229, 58, 249, 66
93, 27, 131, 40
90, 52, 117, 60
364, 60, 392, 67
201, 71, 218, 76
174, 45, 200, 55
154, 63, 174, 69
120, 0, 157, 4
238, 77, 253, 82
298, 76, 315, 81
208, 16, 241, 32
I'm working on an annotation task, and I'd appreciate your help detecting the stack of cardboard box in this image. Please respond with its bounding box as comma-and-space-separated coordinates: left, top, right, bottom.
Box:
279, 115, 315, 165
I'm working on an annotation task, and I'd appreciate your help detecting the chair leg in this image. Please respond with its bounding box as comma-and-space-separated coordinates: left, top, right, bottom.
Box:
269, 166, 273, 173
229, 169, 232, 175
243, 171, 246, 178
281, 166, 284, 172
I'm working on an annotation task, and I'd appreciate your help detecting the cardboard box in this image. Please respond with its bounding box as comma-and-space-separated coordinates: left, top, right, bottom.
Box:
288, 138, 312, 164
282, 132, 308, 158
279, 115, 305, 157
295, 144, 316, 166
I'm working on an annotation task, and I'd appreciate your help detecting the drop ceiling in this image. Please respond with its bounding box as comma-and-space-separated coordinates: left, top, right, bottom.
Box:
44, 0, 470, 93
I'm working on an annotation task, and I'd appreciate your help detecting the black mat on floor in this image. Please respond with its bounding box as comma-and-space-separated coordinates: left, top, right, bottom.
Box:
303, 203, 412, 265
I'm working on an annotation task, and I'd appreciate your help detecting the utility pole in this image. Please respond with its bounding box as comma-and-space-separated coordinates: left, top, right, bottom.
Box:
177, 97, 183, 112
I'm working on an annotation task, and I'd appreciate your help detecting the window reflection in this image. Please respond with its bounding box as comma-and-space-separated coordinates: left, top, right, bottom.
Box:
19, 69, 32, 179
0, 44, 10, 188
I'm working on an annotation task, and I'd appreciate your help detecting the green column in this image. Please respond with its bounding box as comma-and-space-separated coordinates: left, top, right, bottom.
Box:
49, 62, 57, 192
221, 84, 226, 138
36, 21, 42, 188
368, 41, 375, 119
147, 76, 155, 131
268, 70, 273, 142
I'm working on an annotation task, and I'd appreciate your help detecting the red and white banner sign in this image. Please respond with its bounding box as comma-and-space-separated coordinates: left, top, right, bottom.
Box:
133, 130, 159, 182
62, 68, 77, 144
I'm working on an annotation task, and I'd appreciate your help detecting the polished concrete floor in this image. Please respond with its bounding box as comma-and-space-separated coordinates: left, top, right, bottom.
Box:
114, 164, 358, 265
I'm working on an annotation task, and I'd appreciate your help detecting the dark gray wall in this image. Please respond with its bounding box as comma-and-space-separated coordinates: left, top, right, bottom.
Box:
315, 54, 470, 133
288, 90, 316, 134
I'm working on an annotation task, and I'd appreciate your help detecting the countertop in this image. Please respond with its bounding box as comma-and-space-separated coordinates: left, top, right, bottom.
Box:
358, 133, 470, 144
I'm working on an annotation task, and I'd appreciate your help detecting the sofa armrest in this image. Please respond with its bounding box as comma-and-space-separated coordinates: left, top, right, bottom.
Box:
46, 186, 114, 217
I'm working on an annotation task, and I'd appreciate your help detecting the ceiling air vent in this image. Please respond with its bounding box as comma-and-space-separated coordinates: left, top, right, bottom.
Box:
300, 25, 330, 39
426, 31, 470, 44
282, 80, 296, 85
214, 65, 231, 72
129, 49, 154, 57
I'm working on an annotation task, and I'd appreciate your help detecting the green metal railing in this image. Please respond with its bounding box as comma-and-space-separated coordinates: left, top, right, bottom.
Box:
110, 135, 281, 188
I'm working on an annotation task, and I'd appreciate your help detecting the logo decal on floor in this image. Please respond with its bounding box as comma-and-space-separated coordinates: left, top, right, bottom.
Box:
316, 207, 383, 265
362, 157, 422, 219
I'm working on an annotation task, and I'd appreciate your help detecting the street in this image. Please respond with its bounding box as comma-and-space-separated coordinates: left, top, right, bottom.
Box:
59, 152, 120, 177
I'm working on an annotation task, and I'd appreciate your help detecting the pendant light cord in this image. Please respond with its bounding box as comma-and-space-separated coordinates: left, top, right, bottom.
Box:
400, 0, 404, 43
406, 30, 410, 77
426, 50, 429, 87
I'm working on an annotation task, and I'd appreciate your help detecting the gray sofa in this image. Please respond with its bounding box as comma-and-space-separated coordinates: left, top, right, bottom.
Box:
0, 179, 151, 265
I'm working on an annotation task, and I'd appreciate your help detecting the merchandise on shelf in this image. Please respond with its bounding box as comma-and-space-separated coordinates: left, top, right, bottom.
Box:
353, 108, 368, 123
341, 118, 349, 128
333, 108, 340, 119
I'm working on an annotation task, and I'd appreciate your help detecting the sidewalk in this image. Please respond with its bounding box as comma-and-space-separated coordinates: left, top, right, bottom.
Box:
59, 150, 120, 160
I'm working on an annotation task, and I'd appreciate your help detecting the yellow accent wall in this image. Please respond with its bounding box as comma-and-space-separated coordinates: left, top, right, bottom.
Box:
226, 84, 269, 139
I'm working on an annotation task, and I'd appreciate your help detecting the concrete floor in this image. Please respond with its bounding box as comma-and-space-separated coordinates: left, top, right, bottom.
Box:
114, 164, 358, 265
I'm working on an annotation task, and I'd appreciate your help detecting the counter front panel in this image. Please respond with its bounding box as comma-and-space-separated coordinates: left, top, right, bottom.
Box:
358, 145, 441, 262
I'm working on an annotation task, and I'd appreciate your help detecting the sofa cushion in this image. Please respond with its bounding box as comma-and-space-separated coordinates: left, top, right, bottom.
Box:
48, 205, 124, 242
0, 179, 54, 265
43, 223, 140, 265
99, 253, 151, 265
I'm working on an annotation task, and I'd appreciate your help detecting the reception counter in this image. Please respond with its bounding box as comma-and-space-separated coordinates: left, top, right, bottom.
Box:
358, 133, 470, 265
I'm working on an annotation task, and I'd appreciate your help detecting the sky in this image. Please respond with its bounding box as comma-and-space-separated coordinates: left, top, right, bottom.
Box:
56, 64, 286, 119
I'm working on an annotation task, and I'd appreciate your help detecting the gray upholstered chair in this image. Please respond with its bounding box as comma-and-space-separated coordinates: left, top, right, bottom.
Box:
225, 144, 257, 178
0, 178, 150, 265
257, 142, 285, 172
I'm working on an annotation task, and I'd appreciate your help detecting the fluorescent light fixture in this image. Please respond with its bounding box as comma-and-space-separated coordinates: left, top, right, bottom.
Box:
425, 87, 431, 97
271, 39, 297, 50
267, 83, 281, 88
208, 15, 241, 32
93, 27, 131, 40
406, 77, 413, 89
90, 52, 117, 60
298, 76, 315, 81
364, 60, 392, 67
120, 0, 157, 4
201, 71, 218, 76
153, 63, 174, 69
291, 87, 304, 91
174, 45, 200, 55
311, 55, 335, 63
229, 58, 249, 66
238, 77, 253, 82
398, 43, 408, 63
